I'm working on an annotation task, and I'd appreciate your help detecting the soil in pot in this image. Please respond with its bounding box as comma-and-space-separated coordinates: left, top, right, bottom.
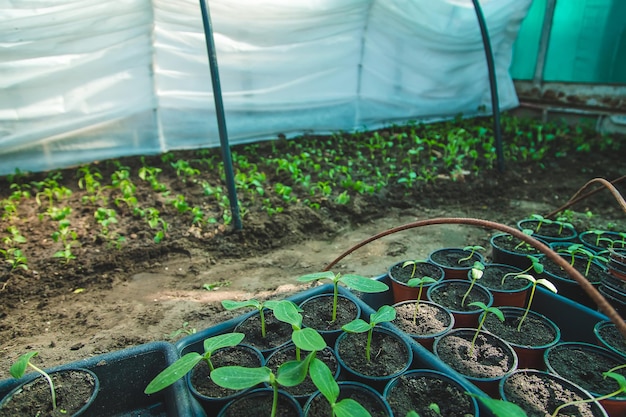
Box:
500, 370, 608, 417
427, 280, 492, 328
476, 263, 531, 308
517, 219, 578, 243
594, 320, 626, 358
391, 300, 454, 351
540, 254, 606, 308
217, 388, 302, 417
433, 328, 517, 398
388, 260, 444, 303
580, 231, 624, 253
299, 294, 360, 336
428, 248, 484, 279
482, 307, 560, 370
189, 345, 264, 401
0, 369, 98, 417
304, 381, 392, 417
234, 310, 292, 354
545, 342, 626, 417
383, 369, 478, 417
335, 327, 412, 388
265, 344, 339, 400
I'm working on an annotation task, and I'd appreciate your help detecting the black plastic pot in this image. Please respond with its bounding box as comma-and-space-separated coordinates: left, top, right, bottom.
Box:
490, 232, 544, 271
0, 341, 205, 417
517, 218, 578, 244
500, 369, 608, 417
216, 388, 303, 417
0, 368, 99, 417
427, 247, 485, 280
579, 230, 625, 253
594, 320, 626, 359
303, 381, 392, 417
383, 369, 479, 417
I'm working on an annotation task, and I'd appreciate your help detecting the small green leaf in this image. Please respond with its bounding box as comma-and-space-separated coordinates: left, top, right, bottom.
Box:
309, 358, 338, 405
211, 366, 271, 390
10, 352, 39, 379
273, 300, 303, 329
340, 275, 389, 293
334, 398, 372, 417
144, 352, 203, 394
292, 328, 326, 352
221, 299, 261, 310
407, 277, 438, 287
470, 395, 528, 417
370, 305, 396, 324
203, 333, 245, 354
603, 372, 626, 391
342, 319, 371, 333
297, 271, 336, 283
276, 353, 313, 387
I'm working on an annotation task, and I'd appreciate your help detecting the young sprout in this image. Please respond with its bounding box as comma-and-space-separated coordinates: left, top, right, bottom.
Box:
309, 358, 371, 417
458, 245, 485, 264
342, 305, 396, 362
468, 302, 504, 356
565, 245, 608, 276
514, 229, 534, 251
10, 352, 59, 411
144, 332, 244, 394
406, 276, 438, 322
501, 255, 543, 286
551, 372, 626, 417
406, 412, 420, 417
461, 261, 484, 307
529, 214, 552, 232
272, 300, 326, 360
515, 275, 557, 331
221, 299, 279, 338
553, 218, 573, 235
428, 403, 441, 415
297, 271, 388, 323
469, 394, 528, 417
211, 352, 315, 417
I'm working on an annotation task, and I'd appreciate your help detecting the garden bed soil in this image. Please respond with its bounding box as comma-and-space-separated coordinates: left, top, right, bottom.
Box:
1, 124, 625, 382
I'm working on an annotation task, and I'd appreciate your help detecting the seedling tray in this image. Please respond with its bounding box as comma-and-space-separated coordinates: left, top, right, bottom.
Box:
0, 341, 205, 417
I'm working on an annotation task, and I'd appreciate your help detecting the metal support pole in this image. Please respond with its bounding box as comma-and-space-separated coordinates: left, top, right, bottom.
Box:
198, 0, 242, 230
472, 0, 505, 172
533, 0, 557, 87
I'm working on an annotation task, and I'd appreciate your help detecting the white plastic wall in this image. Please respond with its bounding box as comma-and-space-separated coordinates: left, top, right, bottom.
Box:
0, 0, 531, 175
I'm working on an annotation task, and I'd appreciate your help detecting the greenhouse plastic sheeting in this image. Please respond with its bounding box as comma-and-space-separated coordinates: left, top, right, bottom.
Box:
0, 0, 531, 175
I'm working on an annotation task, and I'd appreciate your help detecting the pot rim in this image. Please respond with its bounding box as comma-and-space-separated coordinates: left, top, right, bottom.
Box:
480, 306, 561, 350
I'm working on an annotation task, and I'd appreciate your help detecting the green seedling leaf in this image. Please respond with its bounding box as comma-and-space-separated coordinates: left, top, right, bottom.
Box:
309, 358, 338, 405
211, 366, 271, 390
370, 304, 396, 324
145, 352, 203, 394
406, 277, 438, 288
334, 399, 372, 417
536, 278, 558, 294
203, 332, 245, 353
469, 301, 504, 322
340, 274, 389, 293
341, 319, 371, 333
273, 300, 303, 329
10, 352, 38, 379
292, 327, 326, 352
297, 271, 336, 283
221, 299, 261, 310
276, 352, 314, 387
470, 394, 528, 417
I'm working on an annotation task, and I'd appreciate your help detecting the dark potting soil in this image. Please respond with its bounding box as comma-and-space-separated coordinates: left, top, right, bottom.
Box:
392, 302, 451, 336
190, 345, 262, 398
266, 345, 338, 397
480, 264, 529, 291
306, 384, 389, 417
220, 390, 299, 417
503, 372, 602, 417
436, 332, 514, 379
0, 370, 96, 417
597, 323, 626, 357
547, 345, 626, 398
518, 220, 577, 240
542, 256, 606, 284
385, 373, 475, 417
580, 231, 624, 251
336, 330, 409, 378
300, 295, 359, 332
429, 249, 482, 269
235, 311, 292, 352
389, 262, 443, 284
428, 281, 490, 312
483, 311, 557, 346
492, 234, 542, 256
